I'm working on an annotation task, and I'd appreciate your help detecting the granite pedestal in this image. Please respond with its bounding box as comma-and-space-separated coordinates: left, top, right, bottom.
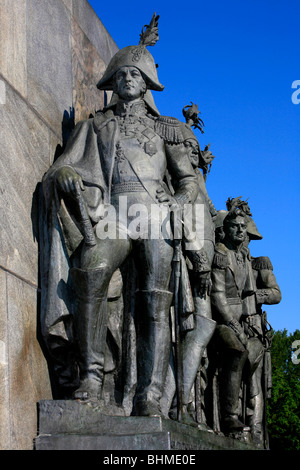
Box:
35, 400, 256, 451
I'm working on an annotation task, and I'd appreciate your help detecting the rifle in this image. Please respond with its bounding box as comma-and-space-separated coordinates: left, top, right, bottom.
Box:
171, 205, 184, 421
261, 311, 273, 449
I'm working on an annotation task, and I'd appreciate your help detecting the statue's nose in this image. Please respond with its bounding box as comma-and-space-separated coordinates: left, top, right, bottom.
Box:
124, 71, 132, 81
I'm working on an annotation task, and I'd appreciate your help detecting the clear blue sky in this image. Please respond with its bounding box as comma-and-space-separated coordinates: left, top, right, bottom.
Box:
88, 0, 300, 334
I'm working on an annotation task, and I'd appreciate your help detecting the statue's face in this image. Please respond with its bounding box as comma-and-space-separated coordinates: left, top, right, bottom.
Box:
225, 215, 247, 246
185, 139, 199, 167
114, 66, 146, 101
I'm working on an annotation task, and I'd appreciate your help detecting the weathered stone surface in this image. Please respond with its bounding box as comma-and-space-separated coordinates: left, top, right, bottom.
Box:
0, 80, 50, 285
36, 432, 171, 451
73, 1, 119, 65
4, 275, 52, 450
26, 0, 73, 136
0, 0, 27, 98
35, 400, 256, 451
61, 0, 72, 11
71, 18, 109, 122
0, 270, 10, 450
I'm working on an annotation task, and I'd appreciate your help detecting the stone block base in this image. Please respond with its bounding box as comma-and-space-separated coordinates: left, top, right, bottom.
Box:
35, 400, 256, 451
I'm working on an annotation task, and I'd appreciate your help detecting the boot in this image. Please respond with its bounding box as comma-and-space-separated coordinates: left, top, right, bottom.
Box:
249, 392, 264, 447
133, 290, 173, 417
70, 267, 110, 401
220, 348, 248, 432
248, 362, 264, 447
180, 315, 216, 427
160, 352, 176, 418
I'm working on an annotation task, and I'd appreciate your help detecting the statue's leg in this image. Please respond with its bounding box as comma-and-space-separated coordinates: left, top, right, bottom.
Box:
248, 354, 264, 447
70, 266, 110, 401
180, 314, 216, 427
241, 336, 265, 445
180, 239, 216, 427
216, 325, 248, 433
132, 289, 173, 416
71, 237, 131, 401
132, 237, 174, 416
160, 350, 176, 417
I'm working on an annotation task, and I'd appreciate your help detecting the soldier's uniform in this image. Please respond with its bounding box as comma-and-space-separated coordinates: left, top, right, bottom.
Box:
210, 240, 258, 431
42, 43, 199, 416
245, 256, 281, 446
164, 123, 217, 426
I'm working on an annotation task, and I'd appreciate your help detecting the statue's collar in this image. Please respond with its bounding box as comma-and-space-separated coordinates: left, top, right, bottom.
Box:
224, 239, 248, 255
115, 99, 147, 117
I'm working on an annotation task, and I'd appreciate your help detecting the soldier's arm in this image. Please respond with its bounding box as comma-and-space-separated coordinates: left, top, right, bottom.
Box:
210, 268, 234, 323
196, 169, 217, 217
210, 256, 247, 345
43, 119, 90, 200
165, 142, 199, 205
252, 257, 282, 305
255, 269, 282, 305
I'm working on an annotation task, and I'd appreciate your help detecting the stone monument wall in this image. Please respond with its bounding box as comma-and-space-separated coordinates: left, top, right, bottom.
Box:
0, 0, 118, 450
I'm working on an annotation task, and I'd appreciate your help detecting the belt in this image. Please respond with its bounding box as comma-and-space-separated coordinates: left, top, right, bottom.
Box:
227, 297, 242, 305
111, 182, 145, 194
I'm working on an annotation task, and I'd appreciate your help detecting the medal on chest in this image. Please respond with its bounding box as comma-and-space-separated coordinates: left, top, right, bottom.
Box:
117, 116, 158, 156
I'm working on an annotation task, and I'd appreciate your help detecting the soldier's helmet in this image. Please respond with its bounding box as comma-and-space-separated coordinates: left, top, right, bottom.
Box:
97, 14, 164, 92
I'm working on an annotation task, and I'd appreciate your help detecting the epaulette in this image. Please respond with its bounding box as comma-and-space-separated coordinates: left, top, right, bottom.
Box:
212, 244, 229, 269
155, 116, 184, 143
252, 256, 273, 271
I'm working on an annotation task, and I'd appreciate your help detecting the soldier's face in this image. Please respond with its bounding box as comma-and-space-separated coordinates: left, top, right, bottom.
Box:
226, 216, 247, 245
114, 66, 146, 101
185, 139, 199, 167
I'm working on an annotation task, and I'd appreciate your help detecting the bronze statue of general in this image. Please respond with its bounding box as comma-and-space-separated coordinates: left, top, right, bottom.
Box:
41, 16, 211, 417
